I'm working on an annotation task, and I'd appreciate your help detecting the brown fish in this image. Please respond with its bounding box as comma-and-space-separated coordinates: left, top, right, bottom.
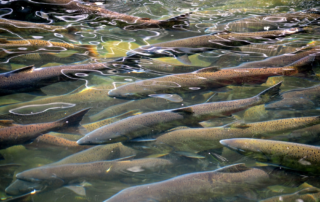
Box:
220, 138, 320, 174
104, 164, 307, 202
0, 38, 98, 57
78, 82, 282, 145
127, 28, 305, 64
0, 18, 79, 34
0, 108, 89, 150
259, 187, 320, 202
108, 56, 312, 99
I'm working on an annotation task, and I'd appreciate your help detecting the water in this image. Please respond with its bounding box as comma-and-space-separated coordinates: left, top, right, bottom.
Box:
0, 0, 320, 201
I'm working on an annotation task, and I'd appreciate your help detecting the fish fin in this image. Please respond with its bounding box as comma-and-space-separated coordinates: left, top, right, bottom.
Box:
112, 154, 136, 161
28, 88, 47, 96
171, 107, 194, 115
78, 45, 98, 57
175, 54, 192, 65
4, 65, 34, 77
0, 38, 9, 43
216, 163, 250, 173
223, 121, 250, 129
256, 81, 282, 104
67, 26, 80, 33
64, 185, 86, 196
69, 85, 87, 95
0, 119, 15, 126
290, 55, 316, 77
159, 12, 191, 28
2, 192, 34, 201
195, 66, 221, 73
149, 94, 183, 103
175, 151, 205, 159
166, 126, 190, 132
144, 153, 169, 158
55, 108, 91, 134
128, 138, 157, 142
79, 126, 89, 136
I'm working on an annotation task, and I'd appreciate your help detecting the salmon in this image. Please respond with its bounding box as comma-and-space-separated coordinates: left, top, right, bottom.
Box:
259, 188, 320, 202
0, 108, 89, 149
77, 82, 282, 145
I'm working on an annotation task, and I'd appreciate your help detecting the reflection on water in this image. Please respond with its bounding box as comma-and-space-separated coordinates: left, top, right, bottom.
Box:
0, 0, 320, 201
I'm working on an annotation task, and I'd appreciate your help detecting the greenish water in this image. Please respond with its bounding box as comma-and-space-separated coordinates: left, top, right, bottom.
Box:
0, 0, 320, 201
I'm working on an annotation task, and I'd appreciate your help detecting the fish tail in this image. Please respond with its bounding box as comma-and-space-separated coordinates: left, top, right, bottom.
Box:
159, 12, 192, 28
256, 82, 282, 104
55, 108, 91, 134
80, 45, 99, 57
290, 55, 316, 76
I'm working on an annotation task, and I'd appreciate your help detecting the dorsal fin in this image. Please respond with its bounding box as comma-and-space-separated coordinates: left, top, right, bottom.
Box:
171, 107, 194, 115
216, 163, 250, 173
0, 38, 9, 43
195, 66, 220, 73
7, 65, 34, 75
0, 120, 15, 126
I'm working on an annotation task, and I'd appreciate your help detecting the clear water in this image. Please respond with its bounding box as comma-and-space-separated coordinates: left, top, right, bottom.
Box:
0, 0, 320, 201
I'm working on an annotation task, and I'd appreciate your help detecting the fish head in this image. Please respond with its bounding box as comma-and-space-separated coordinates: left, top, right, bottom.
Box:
5, 179, 45, 196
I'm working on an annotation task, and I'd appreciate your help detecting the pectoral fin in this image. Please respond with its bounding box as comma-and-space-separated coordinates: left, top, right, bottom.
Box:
176, 54, 192, 65
64, 185, 86, 196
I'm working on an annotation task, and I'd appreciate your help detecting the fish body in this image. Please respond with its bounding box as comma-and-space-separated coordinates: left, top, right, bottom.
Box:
0, 63, 111, 96
0, 108, 89, 149
104, 164, 305, 202
134, 116, 320, 154
128, 28, 304, 60
220, 138, 320, 174
108, 56, 309, 99
0, 18, 79, 34
266, 84, 320, 110
16, 158, 172, 185
78, 82, 282, 144
0, 39, 98, 57
137, 59, 204, 73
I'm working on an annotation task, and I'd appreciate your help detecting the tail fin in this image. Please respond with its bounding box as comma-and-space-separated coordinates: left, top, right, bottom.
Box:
56, 108, 90, 134
159, 12, 192, 28
290, 55, 316, 77
79, 45, 99, 57
257, 82, 282, 104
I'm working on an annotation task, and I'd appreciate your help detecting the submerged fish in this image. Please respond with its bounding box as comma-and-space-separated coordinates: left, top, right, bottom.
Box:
16, 158, 172, 186
131, 116, 320, 157
127, 28, 305, 64
0, 108, 89, 150
0, 39, 98, 57
0, 62, 116, 96
220, 138, 320, 174
266, 83, 320, 110
104, 163, 307, 202
108, 56, 311, 99
77, 82, 282, 145
0, 18, 79, 34
205, 12, 320, 33
89, 97, 181, 122
259, 187, 320, 202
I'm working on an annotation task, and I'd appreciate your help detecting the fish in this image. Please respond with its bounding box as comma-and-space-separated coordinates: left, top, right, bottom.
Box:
5, 179, 55, 196
234, 46, 320, 68
103, 163, 308, 202
83, 110, 140, 132
108, 56, 311, 99
32, 0, 190, 30
1, 191, 37, 202
77, 82, 282, 145
220, 138, 320, 174
126, 28, 305, 64
0, 52, 90, 70
129, 116, 320, 157
0, 38, 98, 57
284, 124, 320, 144
24, 133, 92, 152
0, 18, 79, 35
16, 158, 173, 187
265, 83, 320, 110
0, 108, 89, 150
205, 12, 320, 33
259, 187, 320, 202
89, 97, 182, 122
